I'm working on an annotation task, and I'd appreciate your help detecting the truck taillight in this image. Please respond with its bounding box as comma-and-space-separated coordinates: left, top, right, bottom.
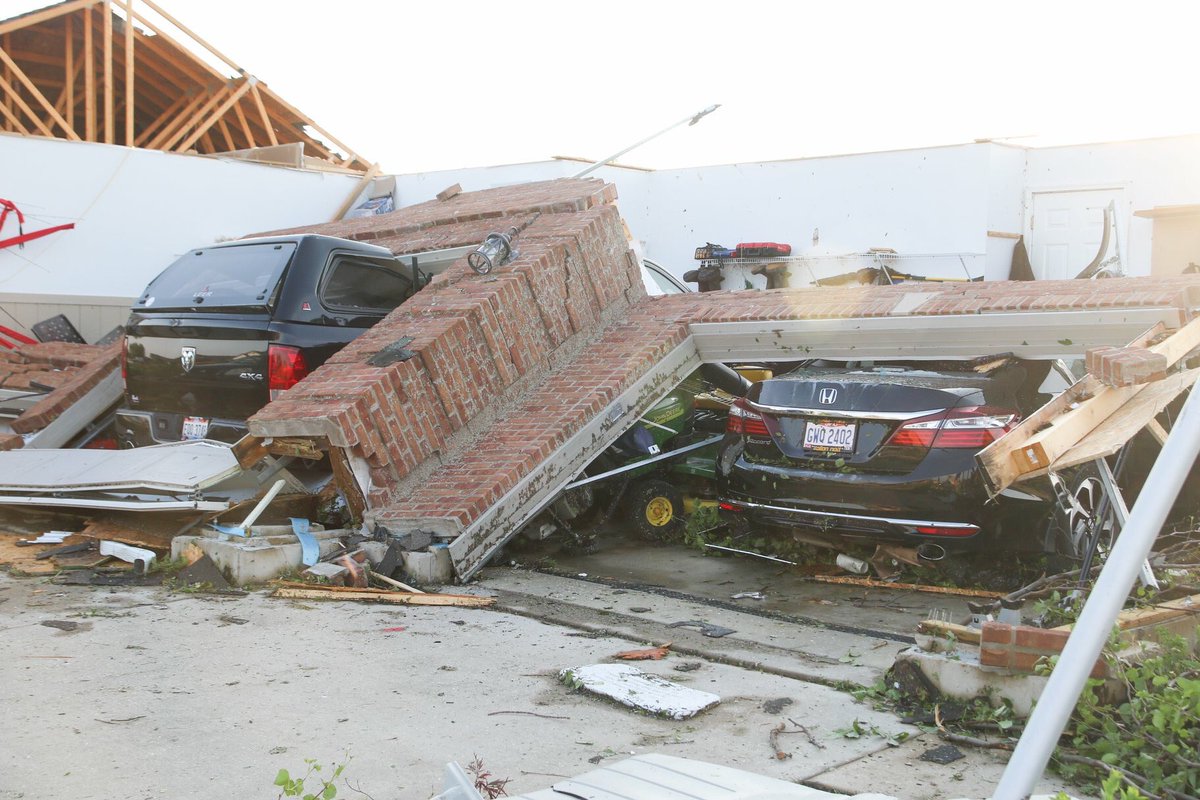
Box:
888, 406, 1017, 449
268, 344, 309, 400
727, 398, 770, 436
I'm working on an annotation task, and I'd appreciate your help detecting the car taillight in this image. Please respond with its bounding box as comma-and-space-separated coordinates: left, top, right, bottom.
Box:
888, 406, 1016, 449
268, 344, 309, 400
727, 398, 770, 436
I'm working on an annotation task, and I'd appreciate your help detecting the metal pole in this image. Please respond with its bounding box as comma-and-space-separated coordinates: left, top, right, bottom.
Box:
993, 375, 1200, 800
570, 105, 720, 179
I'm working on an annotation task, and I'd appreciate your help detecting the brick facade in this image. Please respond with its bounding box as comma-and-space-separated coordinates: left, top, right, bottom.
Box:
245, 177, 1200, 564
1, 341, 121, 443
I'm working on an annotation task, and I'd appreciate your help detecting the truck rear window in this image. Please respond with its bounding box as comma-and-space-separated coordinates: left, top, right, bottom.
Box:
137, 242, 297, 310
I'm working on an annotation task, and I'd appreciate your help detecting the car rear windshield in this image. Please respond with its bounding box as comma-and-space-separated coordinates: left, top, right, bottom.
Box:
136, 242, 297, 310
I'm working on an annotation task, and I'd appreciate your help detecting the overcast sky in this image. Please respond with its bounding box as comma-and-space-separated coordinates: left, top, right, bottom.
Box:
10, 0, 1200, 173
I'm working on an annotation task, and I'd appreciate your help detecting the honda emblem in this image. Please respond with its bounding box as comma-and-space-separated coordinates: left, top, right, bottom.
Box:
180, 346, 196, 373
818, 387, 837, 405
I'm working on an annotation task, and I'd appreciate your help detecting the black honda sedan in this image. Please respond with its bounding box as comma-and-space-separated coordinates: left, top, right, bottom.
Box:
716, 359, 1055, 556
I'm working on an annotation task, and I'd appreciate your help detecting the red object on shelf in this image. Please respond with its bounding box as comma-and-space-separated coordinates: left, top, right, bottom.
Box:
735, 242, 792, 257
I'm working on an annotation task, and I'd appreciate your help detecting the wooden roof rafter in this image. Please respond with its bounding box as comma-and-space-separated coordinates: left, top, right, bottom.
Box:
0, 0, 372, 171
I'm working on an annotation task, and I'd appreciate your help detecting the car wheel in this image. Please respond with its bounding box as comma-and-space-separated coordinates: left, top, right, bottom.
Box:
627, 479, 684, 540
1050, 463, 1118, 565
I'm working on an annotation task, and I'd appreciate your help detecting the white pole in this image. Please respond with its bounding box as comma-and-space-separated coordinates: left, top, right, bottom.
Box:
571, 105, 720, 179
993, 374, 1200, 800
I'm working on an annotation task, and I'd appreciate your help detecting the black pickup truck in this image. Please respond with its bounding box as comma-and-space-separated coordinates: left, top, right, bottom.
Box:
116, 234, 422, 448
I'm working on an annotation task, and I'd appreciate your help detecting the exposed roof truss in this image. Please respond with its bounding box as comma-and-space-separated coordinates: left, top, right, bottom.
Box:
0, 0, 370, 171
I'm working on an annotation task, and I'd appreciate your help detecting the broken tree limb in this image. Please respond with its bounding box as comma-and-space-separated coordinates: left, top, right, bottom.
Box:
270, 586, 494, 607
807, 574, 1005, 599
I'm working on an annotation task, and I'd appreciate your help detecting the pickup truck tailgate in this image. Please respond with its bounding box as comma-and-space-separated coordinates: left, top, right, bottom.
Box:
123, 314, 270, 420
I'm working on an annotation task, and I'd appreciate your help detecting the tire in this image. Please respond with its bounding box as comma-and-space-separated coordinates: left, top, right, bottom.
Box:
1048, 463, 1118, 566
626, 479, 684, 540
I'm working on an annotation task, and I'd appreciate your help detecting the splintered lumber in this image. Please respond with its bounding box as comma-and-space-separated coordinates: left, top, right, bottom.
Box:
916, 619, 982, 644
271, 584, 493, 607
370, 572, 424, 594
1055, 592, 1200, 632
977, 318, 1200, 495
808, 574, 1006, 599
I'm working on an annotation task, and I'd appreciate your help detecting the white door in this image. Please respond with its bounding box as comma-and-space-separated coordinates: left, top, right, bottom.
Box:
1029, 189, 1123, 280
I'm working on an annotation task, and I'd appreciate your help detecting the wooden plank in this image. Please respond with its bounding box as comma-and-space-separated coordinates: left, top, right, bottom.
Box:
115, 3, 224, 82
250, 81, 277, 145
155, 84, 223, 150
328, 445, 366, 523
137, 0, 245, 74
231, 95, 255, 148
371, 573, 425, 594
175, 79, 250, 152
102, 0, 112, 143
271, 586, 494, 607
1146, 418, 1170, 446
78, 518, 178, 551
64, 14, 74, 130
134, 88, 188, 146
216, 115, 235, 150
987, 230, 1022, 240
331, 162, 381, 221
259, 83, 364, 168
808, 574, 1006, 599
264, 437, 324, 461
1056, 593, 1200, 632
0, 71, 56, 136
0, 0, 100, 37
84, 1, 94, 139
979, 318, 1200, 494
917, 619, 982, 644
1051, 368, 1199, 471
0, 94, 30, 134
123, 0, 133, 145
230, 434, 268, 469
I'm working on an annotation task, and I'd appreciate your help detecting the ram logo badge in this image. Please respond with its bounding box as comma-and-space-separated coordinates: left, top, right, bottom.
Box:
180, 346, 196, 373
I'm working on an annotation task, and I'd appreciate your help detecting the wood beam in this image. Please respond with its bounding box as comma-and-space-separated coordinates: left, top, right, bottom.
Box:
258, 83, 364, 168
64, 14, 74, 130
124, 0, 133, 145
103, 0, 113, 143
146, 86, 210, 149
0, 72, 56, 136
135, 0, 244, 75
55, 58, 85, 114
216, 116, 235, 150
115, 3, 225, 83
134, 89, 189, 146
175, 77, 251, 152
0, 94, 30, 134
159, 82, 228, 150
84, 2, 95, 139
2, 33, 11, 119
0, 48, 81, 140
232, 95, 254, 147
0, 0, 100, 37
249, 81, 277, 146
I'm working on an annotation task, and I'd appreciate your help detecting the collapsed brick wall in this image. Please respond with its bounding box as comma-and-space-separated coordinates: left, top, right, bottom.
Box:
249, 179, 647, 508
0, 341, 120, 449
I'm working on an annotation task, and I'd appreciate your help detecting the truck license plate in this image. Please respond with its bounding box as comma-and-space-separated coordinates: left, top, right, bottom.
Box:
181, 416, 210, 440
803, 421, 856, 453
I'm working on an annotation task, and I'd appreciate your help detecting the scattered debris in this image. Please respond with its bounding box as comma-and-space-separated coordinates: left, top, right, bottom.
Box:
673, 662, 703, 673
94, 716, 145, 725
920, 743, 965, 764
485, 710, 571, 720
217, 614, 249, 626
769, 722, 795, 760
270, 583, 494, 607
174, 555, 232, 592
34, 541, 92, 560
98, 541, 156, 573
628, 606, 653, 613
41, 620, 79, 631
762, 697, 793, 715
560, 664, 720, 720
731, 591, 766, 600
809, 574, 1006, 599
381, 626, 406, 633
23, 531, 72, 545
614, 643, 671, 661
667, 620, 736, 638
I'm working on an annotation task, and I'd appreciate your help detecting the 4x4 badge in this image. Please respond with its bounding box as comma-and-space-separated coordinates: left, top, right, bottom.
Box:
180, 346, 196, 373
818, 387, 837, 405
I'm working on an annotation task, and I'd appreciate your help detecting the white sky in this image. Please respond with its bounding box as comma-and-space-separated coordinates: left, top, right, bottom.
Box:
9, 0, 1200, 173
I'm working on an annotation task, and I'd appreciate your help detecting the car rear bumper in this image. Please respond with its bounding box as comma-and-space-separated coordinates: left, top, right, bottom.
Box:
115, 409, 246, 448
718, 496, 985, 546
